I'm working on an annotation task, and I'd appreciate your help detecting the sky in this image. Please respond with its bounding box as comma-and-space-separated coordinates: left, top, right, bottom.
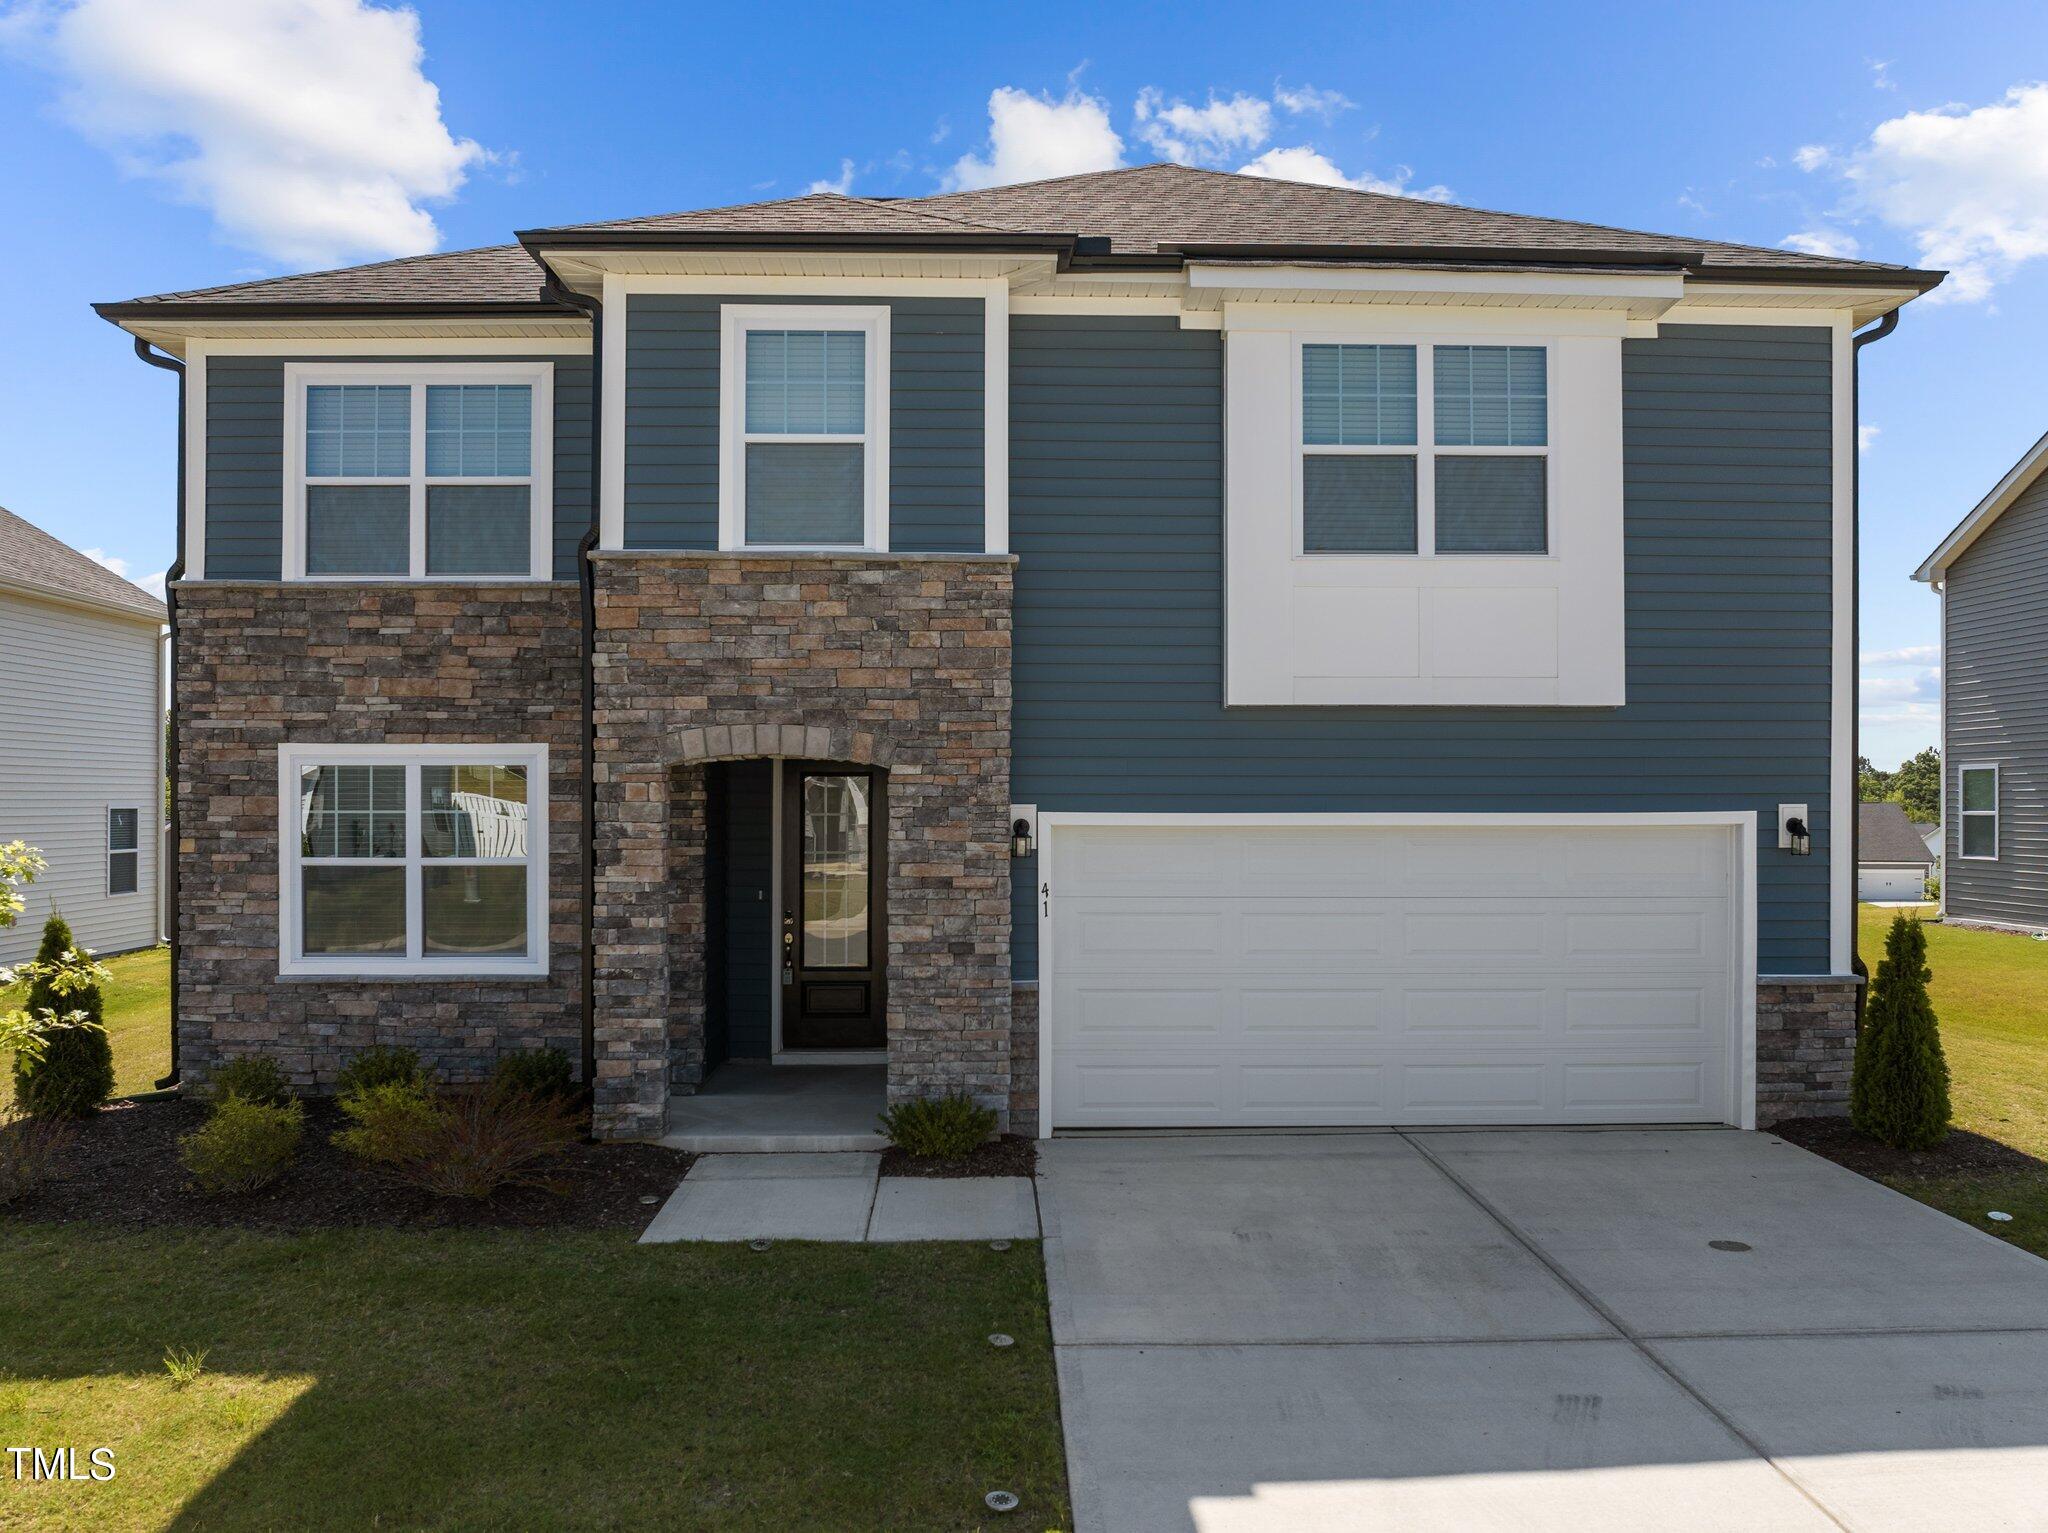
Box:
4, 0, 2047, 767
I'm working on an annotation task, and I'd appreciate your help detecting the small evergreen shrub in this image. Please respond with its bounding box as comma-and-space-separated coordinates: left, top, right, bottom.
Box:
1851, 914, 1952, 1150
179, 1095, 305, 1194
491, 1048, 576, 1103
877, 1094, 997, 1160
336, 1045, 425, 1097
210, 1055, 294, 1108
391, 1088, 582, 1199
8, 915, 114, 1118
0, 1108, 74, 1205
333, 1078, 444, 1165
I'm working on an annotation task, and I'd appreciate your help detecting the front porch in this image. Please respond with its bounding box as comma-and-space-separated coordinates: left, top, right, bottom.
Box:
661, 1063, 888, 1152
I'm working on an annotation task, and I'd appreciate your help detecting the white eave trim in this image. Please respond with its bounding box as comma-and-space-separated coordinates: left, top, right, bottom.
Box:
1186, 262, 1687, 321
0, 575, 166, 628
1915, 427, 2048, 583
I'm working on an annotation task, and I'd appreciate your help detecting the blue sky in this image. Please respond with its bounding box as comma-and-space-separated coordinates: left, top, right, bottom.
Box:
4, 0, 2046, 765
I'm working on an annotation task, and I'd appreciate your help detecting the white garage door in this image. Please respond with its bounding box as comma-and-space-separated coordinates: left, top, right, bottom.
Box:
1857, 865, 1926, 901
1045, 822, 1742, 1130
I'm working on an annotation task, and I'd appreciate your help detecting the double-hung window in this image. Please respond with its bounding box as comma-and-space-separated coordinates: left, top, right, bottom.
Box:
720, 306, 888, 550
285, 364, 552, 580
1959, 764, 1999, 860
1300, 342, 1549, 555
106, 808, 140, 896
279, 744, 548, 977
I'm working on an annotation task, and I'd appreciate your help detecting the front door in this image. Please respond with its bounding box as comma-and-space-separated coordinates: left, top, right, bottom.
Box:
781, 763, 887, 1050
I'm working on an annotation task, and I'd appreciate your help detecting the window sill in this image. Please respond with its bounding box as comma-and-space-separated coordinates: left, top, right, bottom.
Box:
275, 964, 551, 983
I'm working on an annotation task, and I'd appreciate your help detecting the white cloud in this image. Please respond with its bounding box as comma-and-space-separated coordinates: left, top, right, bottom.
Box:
1859, 423, 1881, 452
1868, 58, 1896, 92
1781, 228, 1860, 258
942, 85, 1123, 191
806, 158, 856, 195
3, 0, 487, 267
1861, 643, 1937, 666
1134, 88, 1273, 165
81, 547, 166, 598
1793, 144, 1832, 172
1238, 145, 1453, 202
1677, 188, 1710, 218
1273, 82, 1353, 120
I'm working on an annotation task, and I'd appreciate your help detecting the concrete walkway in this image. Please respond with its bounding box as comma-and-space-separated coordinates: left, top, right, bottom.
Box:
639, 1151, 1039, 1243
1038, 1129, 2048, 1532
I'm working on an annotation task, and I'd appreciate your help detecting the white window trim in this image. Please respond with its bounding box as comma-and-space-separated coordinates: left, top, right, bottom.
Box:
1958, 762, 1999, 861
281, 362, 554, 582
717, 304, 890, 552
1292, 337, 1552, 559
277, 743, 550, 979
106, 806, 141, 898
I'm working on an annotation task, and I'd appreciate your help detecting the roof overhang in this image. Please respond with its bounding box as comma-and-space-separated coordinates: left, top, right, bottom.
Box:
1915, 427, 2048, 584
94, 301, 586, 356
0, 573, 165, 627
527, 245, 1063, 293
1185, 262, 1689, 321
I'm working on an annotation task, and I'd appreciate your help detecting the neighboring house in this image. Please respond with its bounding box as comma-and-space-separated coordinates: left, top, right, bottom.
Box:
1915, 430, 2048, 934
1912, 820, 1941, 862
94, 163, 1943, 1137
1857, 801, 1936, 901
0, 507, 167, 964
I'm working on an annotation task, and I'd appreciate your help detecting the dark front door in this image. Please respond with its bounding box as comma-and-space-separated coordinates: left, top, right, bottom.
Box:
781, 763, 886, 1050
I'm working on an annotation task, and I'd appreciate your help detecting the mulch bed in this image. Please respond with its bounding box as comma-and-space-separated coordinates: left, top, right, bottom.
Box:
880, 1134, 1036, 1179
2, 1096, 693, 1233
1773, 1115, 2042, 1180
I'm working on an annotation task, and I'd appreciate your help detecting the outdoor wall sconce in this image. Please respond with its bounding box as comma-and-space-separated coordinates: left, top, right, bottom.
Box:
1012, 818, 1036, 859
1779, 803, 1812, 857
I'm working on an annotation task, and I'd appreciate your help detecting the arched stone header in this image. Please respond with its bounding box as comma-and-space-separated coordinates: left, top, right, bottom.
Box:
673, 722, 897, 768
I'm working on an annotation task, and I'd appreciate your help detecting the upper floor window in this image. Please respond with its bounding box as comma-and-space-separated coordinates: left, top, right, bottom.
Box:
1300, 342, 1548, 556
1959, 764, 1999, 859
720, 305, 888, 551
284, 363, 553, 581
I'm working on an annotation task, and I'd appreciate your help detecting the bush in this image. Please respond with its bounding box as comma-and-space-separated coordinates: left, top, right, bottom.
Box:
491, 1048, 576, 1103
877, 1094, 997, 1160
0, 1108, 74, 1205
336, 1045, 425, 1097
210, 1055, 294, 1108
1851, 914, 1953, 1150
333, 1078, 445, 1165
391, 1089, 583, 1199
8, 914, 114, 1118
179, 1095, 305, 1194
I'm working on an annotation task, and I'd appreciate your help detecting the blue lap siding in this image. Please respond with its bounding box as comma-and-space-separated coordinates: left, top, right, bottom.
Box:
200, 355, 594, 581
1006, 318, 1835, 978
622, 294, 985, 552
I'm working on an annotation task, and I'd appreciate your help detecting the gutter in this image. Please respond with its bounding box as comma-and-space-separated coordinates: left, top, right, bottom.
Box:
539, 276, 603, 1094
130, 337, 184, 1090
1849, 309, 1902, 995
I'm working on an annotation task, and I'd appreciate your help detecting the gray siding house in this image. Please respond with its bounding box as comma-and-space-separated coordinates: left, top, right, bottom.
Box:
1916, 432, 2048, 933
0, 508, 167, 964
96, 164, 1941, 1138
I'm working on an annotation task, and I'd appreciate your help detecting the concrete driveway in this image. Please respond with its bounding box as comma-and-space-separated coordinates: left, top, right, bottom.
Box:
1037, 1130, 2048, 1532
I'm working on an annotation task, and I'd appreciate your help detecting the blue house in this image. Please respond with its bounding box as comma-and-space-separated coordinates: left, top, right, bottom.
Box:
97, 163, 1940, 1139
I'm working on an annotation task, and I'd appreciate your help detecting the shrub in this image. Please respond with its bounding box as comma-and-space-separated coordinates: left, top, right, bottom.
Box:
179, 1095, 305, 1194
877, 1094, 997, 1160
333, 1078, 445, 1165
390, 1089, 583, 1199
336, 1045, 425, 1097
1851, 914, 1952, 1150
210, 1055, 294, 1108
0, 1108, 74, 1205
7, 915, 114, 1118
491, 1048, 576, 1103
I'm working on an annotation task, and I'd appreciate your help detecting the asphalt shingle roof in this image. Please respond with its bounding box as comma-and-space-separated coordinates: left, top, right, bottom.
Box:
1860, 801, 1938, 867
0, 506, 167, 622
98, 163, 1941, 316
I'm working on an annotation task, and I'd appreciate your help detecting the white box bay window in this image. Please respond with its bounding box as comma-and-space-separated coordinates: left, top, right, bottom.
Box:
283, 363, 553, 580
719, 305, 888, 550
279, 744, 548, 977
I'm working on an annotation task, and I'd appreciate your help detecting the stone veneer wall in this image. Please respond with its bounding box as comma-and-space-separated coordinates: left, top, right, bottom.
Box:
1008, 984, 1038, 1131
588, 552, 1014, 1141
1754, 975, 1861, 1126
172, 584, 584, 1090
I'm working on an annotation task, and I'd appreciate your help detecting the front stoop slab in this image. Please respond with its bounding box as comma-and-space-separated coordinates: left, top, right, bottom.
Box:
639, 1152, 880, 1243
867, 1178, 1040, 1242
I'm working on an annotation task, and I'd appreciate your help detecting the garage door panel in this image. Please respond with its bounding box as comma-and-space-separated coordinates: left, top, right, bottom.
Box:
1046, 823, 1741, 1129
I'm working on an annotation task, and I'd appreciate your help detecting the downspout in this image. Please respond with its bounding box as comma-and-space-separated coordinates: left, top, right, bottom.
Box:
132, 336, 185, 1089
541, 277, 602, 1092
1849, 308, 1901, 1009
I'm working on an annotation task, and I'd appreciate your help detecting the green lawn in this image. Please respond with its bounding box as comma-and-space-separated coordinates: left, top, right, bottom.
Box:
0, 1226, 1069, 1531
1856, 903, 2048, 1258
3, 944, 169, 1109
